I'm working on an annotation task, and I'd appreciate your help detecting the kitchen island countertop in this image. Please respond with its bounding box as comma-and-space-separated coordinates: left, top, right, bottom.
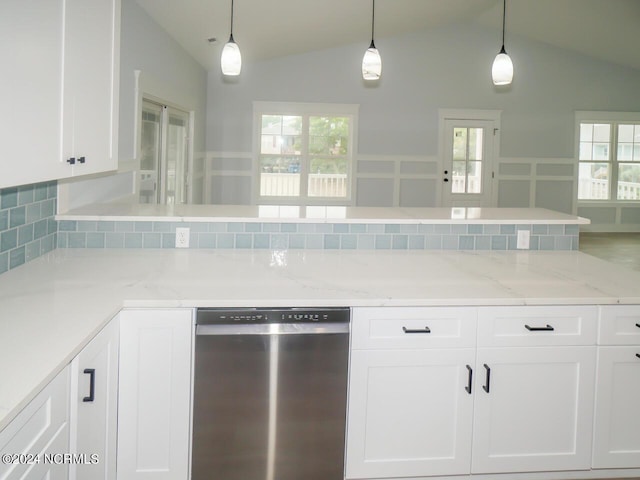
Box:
1, 247, 639, 430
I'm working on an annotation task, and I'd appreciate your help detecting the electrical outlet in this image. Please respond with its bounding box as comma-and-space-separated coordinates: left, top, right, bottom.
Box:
516, 229, 530, 249
175, 227, 190, 248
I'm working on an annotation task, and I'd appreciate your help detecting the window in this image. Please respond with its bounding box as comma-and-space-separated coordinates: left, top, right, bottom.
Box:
254, 102, 357, 204
577, 112, 640, 201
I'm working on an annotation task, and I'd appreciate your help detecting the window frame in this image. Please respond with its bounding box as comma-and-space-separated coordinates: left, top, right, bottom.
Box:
252, 101, 358, 206
576, 111, 640, 203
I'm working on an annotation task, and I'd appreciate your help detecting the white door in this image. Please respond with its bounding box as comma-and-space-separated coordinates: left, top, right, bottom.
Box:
441, 119, 496, 207
69, 317, 119, 480
346, 348, 475, 479
472, 346, 596, 474
592, 346, 640, 468
138, 100, 191, 205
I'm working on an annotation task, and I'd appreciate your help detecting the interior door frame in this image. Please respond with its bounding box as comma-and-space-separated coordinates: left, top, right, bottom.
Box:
438, 109, 502, 208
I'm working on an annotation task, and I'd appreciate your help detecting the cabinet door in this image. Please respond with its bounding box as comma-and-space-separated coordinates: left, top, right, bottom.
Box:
69, 317, 119, 480
62, 0, 120, 177
117, 309, 193, 480
346, 349, 475, 479
472, 346, 596, 474
593, 346, 640, 468
0, 0, 67, 188
0, 366, 70, 480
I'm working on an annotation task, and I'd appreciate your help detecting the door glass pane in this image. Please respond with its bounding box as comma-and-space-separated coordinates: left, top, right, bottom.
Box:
452, 160, 466, 193
578, 163, 609, 200
139, 101, 163, 204
452, 128, 467, 160
617, 163, 640, 200
468, 128, 483, 161
308, 158, 347, 197
468, 161, 482, 193
165, 110, 189, 205
450, 127, 483, 194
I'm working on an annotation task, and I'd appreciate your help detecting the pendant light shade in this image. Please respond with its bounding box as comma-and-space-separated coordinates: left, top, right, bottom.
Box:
221, 0, 241, 76
362, 0, 381, 81
492, 0, 513, 85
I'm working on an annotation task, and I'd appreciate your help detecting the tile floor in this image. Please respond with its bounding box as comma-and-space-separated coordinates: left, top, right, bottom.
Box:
579, 232, 640, 271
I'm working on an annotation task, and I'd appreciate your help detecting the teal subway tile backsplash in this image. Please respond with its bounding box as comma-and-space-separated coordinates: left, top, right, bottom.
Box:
0, 181, 57, 275
54, 219, 580, 253
2, 194, 589, 271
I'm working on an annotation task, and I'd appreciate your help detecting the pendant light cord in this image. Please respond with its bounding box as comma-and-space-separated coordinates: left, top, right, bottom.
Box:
370, 0, 376, 48
501, 0, 506, 48
230, 0, 235, 40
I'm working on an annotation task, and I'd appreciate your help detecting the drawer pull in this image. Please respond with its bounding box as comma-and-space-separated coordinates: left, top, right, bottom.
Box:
525, 324, 554, 332
636, 323, 640, 329
465, 365, 473, 394
483, 364, 491, 393
636, 354, 640, 359
83, 368, 95, 402
402, 326, 431, 334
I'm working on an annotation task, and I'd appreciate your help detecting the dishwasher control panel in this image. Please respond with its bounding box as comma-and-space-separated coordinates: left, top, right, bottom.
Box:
196, 307, 350, 325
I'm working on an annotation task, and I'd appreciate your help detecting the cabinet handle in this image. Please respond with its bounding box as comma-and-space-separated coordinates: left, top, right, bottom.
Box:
635, 323, 640, 329
78, 156, 86, 164
636, 354, 640, 359
83, 368, 95, 402
483, 364, 491, 393
525, 324, 554, 332
402, 326, 431, 334
465, 365, 473, 394
67, 157, 76, 165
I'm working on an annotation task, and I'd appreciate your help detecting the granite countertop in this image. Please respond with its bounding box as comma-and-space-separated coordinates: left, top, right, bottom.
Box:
1, 247, 638, 431
56, 205, 590, 225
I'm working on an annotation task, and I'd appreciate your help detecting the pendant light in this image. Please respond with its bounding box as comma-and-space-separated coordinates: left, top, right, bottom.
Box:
492, 0, 513, 85
362, 0, 382, 81
221, 0, 241, 76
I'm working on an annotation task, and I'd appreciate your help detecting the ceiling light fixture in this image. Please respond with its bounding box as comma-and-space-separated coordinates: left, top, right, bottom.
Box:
492, 0, 513, 85
221, 0, 241, 76
362, 0, 382, 81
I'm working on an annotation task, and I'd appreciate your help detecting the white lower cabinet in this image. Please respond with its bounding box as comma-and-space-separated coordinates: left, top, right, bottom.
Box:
69, 316, 120, 480
347, 348, 475, 478
592, 306, 640, 468
346, 305, 599, 479
116, 309, 193, 480
346, 307, 477, 479
0, 366, 70, 480
471, 346, 596, 473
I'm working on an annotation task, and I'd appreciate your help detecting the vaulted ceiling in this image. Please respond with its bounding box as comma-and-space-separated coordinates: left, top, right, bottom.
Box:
135, 0, 640, 72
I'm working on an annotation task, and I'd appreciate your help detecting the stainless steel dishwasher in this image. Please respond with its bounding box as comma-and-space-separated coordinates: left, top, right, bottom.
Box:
192, 307, 350, 480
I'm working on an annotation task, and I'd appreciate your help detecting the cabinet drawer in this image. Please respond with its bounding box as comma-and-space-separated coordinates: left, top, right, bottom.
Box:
477, 306, 597, 347
598, 305, 640, 345
0, 366, 69, 480
352, 307, 477, 349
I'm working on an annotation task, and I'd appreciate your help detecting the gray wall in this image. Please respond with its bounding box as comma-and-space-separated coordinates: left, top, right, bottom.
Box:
119, 0, 207, 162
205, 21, 640, 228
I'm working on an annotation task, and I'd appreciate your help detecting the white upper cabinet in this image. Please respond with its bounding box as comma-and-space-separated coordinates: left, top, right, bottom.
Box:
0, 0, 120, 189
62, 0, 120, 177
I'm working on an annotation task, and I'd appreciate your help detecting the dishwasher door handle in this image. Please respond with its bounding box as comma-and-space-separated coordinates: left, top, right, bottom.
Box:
196, 322, 349, 336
